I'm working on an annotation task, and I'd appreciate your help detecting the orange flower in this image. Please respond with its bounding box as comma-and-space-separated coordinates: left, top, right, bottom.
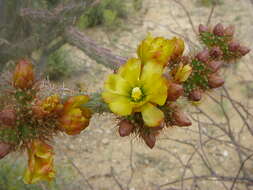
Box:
59, 95, 91, 135
33, 95, 63, 118
13, 59, 35, 90
23, 140, 55, 184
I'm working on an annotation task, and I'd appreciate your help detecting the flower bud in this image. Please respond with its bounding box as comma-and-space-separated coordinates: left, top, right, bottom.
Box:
0, 108, 16, 127
142, 133, 156, 149
224, 25, 235, 36
172, 110, 192, 127
238, 46, 250, 56
0, 142, 11, 159
13, 59, 35, 90
199, 24, 209, 33
208, 73, 224, 88
206, 60, 223, 72
196, 49, 210, 62
213, 23, 224, 36
228, 41, 240, 52
173, 64, 192, 82
167, 82, 184, 101
189, 89, 202, 102
118, 119, 134, 137
210, 46, 223, 58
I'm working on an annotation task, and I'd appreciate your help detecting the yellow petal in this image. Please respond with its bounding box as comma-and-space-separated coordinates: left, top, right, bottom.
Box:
109, 96, 133, 116
141, 103, 164, 127
145, 76, 168, 105
104, 74, 131, 96
137, 34, 175, 66
118, 58, 141, 85
64, 95, 89, 112
140, 61, 164, 82
174, 64, 192, 82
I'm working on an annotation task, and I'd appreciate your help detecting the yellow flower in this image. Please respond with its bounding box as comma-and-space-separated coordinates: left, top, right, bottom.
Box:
33, 95, 63, 118
59, 95, 91, 135
137, 34, 175, 66
172, 63, 192, 82
170, 37, 185, 61
102, 58, 168, 127
23, 140, 55, 184
13, 59, 35, 89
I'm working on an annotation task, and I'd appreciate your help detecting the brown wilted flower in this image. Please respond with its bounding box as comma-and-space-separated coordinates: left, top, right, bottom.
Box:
170, 37, 185, 62
118, 119, 134, 137
13, 59, 35, 90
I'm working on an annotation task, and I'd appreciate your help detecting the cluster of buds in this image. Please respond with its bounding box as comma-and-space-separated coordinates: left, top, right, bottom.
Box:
0, 59, 92, 184
102, 23, 250, 149
199, 23, 250, 61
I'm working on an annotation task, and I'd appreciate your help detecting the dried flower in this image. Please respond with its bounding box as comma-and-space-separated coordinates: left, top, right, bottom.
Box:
170, 37, 185, 61
238, 46, 250, 56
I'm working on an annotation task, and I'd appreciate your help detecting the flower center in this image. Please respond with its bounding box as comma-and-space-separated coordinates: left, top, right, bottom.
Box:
131, 87, 143, 101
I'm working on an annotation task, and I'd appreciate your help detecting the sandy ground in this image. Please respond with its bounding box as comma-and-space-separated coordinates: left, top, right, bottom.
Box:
2, 0, 253, 190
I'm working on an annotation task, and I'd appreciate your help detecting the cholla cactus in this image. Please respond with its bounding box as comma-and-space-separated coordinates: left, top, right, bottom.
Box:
0, 59, 92, 184
0, 23, 250, 184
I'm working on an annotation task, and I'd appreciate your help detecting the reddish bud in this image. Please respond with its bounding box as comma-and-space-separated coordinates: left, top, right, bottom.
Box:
189, 89, 202, 101
228, 41, 240, 52
199, 24, 209, 33
238, 46, 250, 56
213, 23, 224, 36
167, 82, 184, 101
224, 25, 235, 36
0, 108, 16, 127
118, 120, 134, 137
172, 110, 192, 127
206, 60, 223, 72
208, 74, 225, 88
210, 46, 223, 58
196, 49, 210, 62
0, 142, 11, 159
142, 133, 156, 149
13, 59, 35, 90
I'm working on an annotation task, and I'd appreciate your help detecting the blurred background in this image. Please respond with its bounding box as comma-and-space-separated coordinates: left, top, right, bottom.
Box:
0, 0, 253, 189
